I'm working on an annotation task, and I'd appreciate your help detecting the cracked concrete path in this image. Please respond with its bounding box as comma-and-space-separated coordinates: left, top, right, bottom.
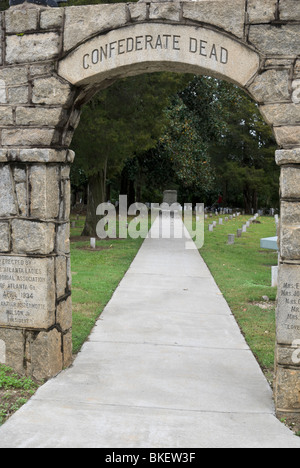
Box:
0, 216, 300, 448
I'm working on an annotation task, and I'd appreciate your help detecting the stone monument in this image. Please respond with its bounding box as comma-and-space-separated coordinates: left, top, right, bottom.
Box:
163, 190, 178, 206
0, 0, 299, 423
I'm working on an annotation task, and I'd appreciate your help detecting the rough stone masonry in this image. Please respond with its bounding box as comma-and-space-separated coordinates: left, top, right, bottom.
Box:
0, 0, 299, 422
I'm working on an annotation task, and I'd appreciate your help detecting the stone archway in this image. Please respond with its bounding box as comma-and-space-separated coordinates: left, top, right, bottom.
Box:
0, 0, 299, 422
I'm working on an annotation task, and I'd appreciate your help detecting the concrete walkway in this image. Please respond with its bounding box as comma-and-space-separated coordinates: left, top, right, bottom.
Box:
0, 215, 300, 448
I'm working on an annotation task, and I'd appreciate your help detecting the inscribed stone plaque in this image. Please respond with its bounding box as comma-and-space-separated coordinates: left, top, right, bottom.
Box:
0, 256, 55, 329
58, 24, 260, 87
277, 263, 300, 345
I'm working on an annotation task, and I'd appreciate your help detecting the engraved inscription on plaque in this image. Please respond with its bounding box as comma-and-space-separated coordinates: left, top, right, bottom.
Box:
0, 256, 55, 329
279, 282, 300, 330
277, 265, 300, 344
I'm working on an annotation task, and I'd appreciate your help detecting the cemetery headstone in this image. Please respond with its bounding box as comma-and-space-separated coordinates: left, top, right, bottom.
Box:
228, 234, 235, 245
272, 266, 278, 287
163, 190, 178, 206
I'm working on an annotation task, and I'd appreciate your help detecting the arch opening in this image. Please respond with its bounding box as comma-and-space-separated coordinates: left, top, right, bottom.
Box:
69, 64, 280, 392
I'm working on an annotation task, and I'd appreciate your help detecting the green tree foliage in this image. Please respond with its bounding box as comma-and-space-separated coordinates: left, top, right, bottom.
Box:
208, 80, 278, 211
125, 76, 278, 212
120, 145, 176, 206
71, 72, 191, 235
0, 0, 9, 12
124, 77, 227, 206
159, 96, 214, 195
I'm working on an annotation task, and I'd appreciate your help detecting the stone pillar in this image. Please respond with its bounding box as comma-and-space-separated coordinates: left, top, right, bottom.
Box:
0, 149, 74, 380
274, 148, 300, 424
247, 48, 300, 422
264, 61, 300, 423
0, 6, 78, 380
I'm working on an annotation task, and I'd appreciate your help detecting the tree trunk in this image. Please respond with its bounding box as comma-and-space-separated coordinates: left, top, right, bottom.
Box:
82, 169, 106, 237
136, 166, 143, 202
120, 166, 128, 195
222, 180, 228, 207
243, 186, 252, 214
253, 189, 258, 213
106, 182, 111, 202
128, 179, 135, 206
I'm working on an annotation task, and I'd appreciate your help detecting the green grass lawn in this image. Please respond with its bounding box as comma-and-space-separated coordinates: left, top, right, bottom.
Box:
70, 215, 147, 353
199, 214, 278, 383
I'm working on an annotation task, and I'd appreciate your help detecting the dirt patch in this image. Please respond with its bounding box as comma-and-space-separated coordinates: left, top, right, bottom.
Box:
70, 236, 92, 242
71, 235, 119, 242
0, 388, 30, 424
